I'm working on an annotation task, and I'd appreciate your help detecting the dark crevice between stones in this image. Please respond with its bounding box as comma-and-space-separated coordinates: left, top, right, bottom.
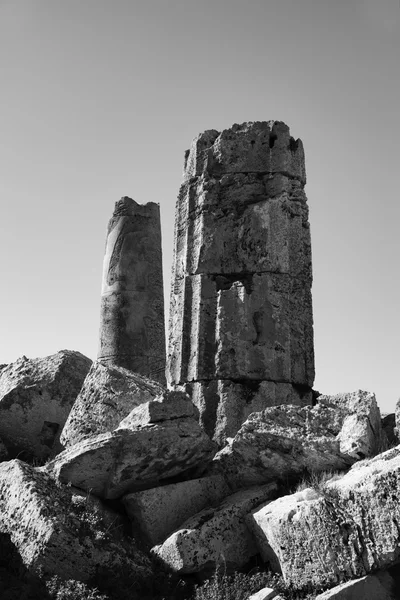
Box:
212, 273, 253, 295
292, 383, 312, 400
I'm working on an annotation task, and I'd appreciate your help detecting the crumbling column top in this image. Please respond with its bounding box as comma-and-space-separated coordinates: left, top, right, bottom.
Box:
183, 120, 306, 184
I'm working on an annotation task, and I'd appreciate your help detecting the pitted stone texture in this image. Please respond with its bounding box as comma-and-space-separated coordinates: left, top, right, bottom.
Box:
0, 460, 151, 581
189, 380, 311, 444
60, 361, 164, 448
315, 574, 395, 599
118, 390, 197, 428
0, 350, 91, 461
247, 445, 400, 589
183, 122, 306, 183
152, 483, 277, 574
169, 273, 314, 386
212, 391, 384, 490
98, 197, 166, 384
123, 474, 230, 546
177, 175, 311, 280
46, 417, 217, 499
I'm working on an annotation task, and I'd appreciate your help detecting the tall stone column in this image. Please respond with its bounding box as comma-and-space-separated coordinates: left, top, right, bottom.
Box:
168, 121, 315, 443
98, 196, 166, 384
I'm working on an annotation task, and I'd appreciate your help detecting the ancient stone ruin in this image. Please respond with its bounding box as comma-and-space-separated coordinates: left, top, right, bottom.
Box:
97, 196, 166, 384
1, 121, 400, 600
168, 121, 315, 443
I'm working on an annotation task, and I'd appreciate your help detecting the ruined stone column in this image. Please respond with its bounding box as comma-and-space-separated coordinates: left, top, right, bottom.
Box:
168, 121, 315, 443
98, 197, 166, 384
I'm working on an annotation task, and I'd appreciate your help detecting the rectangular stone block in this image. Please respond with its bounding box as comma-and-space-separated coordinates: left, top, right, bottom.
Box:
122, 475, 230, 546
177, 176, 311, 281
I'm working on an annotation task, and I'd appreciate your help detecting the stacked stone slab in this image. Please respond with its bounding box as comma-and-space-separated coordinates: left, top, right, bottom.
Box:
168, 121, 315, 443
98, 197, 166, 384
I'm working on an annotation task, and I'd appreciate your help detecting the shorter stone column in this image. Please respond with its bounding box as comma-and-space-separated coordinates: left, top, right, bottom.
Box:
98, 197, 166, 384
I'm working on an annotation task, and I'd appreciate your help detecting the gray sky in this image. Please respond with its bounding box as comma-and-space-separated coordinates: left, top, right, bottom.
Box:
0, 0, 399, 412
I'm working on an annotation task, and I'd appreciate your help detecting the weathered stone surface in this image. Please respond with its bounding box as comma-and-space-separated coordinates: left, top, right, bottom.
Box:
315, 573, 395, 599
98, 196, 166, 384
123, 474, 230, 546
168, 121, 314, 444
60, 360, 164, 448
0, 350, 91, 460
170, 273, 314, 385
183, 122, 306, 182
247, 445, 400, 589
45, 416, 217, 499
0, 459, 151, 581
395, 399, 400, 441
152, 483, 277, 574
212, 391, 384, 490
118, 390, 197, 428
188, 379, 311, 444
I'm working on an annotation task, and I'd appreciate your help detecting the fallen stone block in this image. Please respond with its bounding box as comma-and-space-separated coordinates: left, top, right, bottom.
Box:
118, 390, 198, 428
212, 391, 385, 490
123, 474, 230, 546
60, 360, 164, 448
152, 483, 277, 574
247, 446, 400, 589
315, 573, 395, 599
0, 350, 92, 461
0, 459, 151, 581
45, 416, 217, 499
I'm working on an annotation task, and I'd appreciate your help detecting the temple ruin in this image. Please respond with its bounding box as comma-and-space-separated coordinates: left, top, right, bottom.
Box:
167, 121, 315, 443
97, 196, 166, 384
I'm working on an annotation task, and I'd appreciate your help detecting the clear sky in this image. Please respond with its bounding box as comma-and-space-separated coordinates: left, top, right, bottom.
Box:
0, 0, 399, 413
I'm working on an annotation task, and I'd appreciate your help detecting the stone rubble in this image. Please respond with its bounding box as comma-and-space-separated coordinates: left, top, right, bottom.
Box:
152, 483, 277, 574
212, 390, 385, 490
45, 392, 217, 499
123, 474, 230, 546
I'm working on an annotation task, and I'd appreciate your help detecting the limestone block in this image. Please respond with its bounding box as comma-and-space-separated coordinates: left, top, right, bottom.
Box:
98, 197, 166, 383
169, 273, 314, 386
212, 391, 384, 490
118, 390, 197, 428
60, 360, 164, 448
45, 417, 217, 499
248, 588, 279, 600
0, 350, 92, 461
122, 474, 230, 546
183, 122, 306, 183
190, 379, 312, 444
178, 177, 312, 280
315, 574, 395, 599
247, 445, 400, 589
152, 483, 277, 574
0, 459, 151, 581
